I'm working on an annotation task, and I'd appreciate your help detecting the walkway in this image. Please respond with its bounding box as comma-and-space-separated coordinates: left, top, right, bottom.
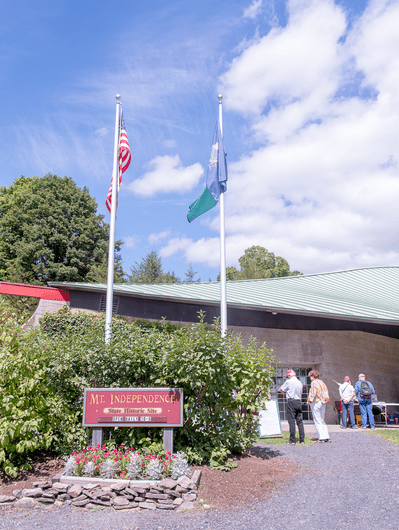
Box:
1, 429, 398, 530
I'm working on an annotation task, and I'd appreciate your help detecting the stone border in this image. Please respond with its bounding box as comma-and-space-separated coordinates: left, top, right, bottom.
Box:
0, 471, 201, 513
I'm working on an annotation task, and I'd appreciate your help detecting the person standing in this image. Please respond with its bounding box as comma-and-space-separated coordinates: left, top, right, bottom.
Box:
354, 374, 375, 429
339, 376, 358, 429
278, 369, 305, 445
308, 370, 331, 443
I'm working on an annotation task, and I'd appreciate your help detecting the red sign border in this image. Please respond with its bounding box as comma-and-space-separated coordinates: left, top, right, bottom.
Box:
83, 388, 183, 427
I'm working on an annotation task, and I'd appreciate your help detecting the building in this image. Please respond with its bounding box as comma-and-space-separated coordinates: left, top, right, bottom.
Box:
47, 266, 399, 423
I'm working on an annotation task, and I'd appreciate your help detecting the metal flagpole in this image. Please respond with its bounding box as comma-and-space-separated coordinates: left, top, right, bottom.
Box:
93, 95, 121, 448
105, 95, 122, 345
218, 94, 227, 337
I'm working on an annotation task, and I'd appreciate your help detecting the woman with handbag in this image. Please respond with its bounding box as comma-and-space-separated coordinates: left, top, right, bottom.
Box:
308, 370, 331, 443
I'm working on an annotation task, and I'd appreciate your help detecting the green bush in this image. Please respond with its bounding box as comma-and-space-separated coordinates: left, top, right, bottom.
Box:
0, 308, 276, 476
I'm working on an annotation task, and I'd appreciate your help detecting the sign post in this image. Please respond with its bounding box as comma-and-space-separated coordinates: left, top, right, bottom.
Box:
84, 388, 183, 452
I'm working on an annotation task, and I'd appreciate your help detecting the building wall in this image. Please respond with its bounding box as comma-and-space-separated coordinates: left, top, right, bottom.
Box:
42, 290, 399, 425
229, 326, 399, 423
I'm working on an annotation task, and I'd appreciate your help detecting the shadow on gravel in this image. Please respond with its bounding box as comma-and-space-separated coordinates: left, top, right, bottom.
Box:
250, 446, 283, 460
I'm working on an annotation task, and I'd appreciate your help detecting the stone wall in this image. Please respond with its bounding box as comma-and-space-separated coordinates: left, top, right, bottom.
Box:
0, 473, 201, 512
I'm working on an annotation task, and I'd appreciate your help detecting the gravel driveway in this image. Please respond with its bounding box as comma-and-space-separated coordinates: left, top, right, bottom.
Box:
1, 430, 398, 530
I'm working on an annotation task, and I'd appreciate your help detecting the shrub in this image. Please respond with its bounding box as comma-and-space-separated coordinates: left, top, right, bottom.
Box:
0, 308, 276, 475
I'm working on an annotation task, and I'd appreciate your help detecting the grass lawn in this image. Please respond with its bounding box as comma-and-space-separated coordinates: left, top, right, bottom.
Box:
368, 429, 399, 445
256, 431, 314, 446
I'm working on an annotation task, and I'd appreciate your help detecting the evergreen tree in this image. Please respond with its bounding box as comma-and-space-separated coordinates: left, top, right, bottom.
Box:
128, 251, 180, 284
184, 264, 201, 283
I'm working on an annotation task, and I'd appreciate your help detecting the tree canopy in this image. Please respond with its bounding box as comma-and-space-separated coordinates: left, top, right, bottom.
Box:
0, 174, 119, 285
85, 241, 125, 283
218, 246, 302, 281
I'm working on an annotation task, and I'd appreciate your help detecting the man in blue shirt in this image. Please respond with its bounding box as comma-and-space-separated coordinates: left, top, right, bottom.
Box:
354, 373, 375, 429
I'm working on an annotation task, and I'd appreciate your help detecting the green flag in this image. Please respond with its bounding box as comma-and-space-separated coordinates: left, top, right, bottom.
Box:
187, 118, 227, 223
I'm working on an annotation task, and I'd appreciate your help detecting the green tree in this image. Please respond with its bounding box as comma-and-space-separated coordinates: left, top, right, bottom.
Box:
0, 174, 121, 284
184, 264, 201, 283
85, 241, 126, 283
128, 250, 180, 283
218, 246, 302, 281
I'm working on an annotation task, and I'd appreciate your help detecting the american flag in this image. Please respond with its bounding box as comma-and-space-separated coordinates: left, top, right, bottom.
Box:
106, 112, 131, 213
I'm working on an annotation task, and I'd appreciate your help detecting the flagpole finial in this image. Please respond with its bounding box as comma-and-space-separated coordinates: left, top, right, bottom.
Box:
218, 94, 223, 102
116, 94, 121, 101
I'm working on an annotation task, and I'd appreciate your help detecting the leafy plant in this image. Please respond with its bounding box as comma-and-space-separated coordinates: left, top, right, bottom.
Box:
100, 458, 118, 479
146, 459, 163, 480
0, 308, 276, 475
64, 456, 77, 476
171, 452, 192, 479
127, 453, 143, 480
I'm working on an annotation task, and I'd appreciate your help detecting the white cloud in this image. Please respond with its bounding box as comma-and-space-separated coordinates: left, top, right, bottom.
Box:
148, 230, 171, 244
127, 155, 203, 197
221, 0, 346, 116
243, 0, 263, 20
124, 236, 140, 249
160, 236, 221, 267
168, 0, 399, 274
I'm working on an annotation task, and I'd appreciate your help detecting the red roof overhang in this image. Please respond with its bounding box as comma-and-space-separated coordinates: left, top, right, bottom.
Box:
0, 282, 70, 301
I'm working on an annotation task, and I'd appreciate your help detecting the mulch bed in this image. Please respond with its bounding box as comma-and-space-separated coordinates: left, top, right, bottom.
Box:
0, 448, 296, 510
0, 455, 65, 496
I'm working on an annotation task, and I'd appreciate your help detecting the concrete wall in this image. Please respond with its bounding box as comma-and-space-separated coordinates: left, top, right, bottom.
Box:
25, 299, 68, 327
229, 326, 399, 423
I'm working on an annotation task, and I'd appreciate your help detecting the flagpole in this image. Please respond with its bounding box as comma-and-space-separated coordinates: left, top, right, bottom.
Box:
218, 94, 227, 337
105, 94, 121, 344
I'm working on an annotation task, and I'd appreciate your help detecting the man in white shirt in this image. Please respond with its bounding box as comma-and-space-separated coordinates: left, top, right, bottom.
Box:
278, 370, 305, 445
339, 376, 357, 429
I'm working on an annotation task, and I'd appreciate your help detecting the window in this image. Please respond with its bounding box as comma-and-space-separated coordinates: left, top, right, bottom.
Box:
270, 367, 314, 421
99, 295, 119, 314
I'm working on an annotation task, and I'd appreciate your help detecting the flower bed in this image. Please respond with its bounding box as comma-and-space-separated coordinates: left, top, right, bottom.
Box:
65, 444, 191, 482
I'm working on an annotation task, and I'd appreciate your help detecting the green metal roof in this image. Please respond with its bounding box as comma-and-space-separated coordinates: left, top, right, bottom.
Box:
50, 266, 399, 325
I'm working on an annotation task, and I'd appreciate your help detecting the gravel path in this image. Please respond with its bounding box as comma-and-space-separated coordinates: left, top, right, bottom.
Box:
1, 430, 398, 530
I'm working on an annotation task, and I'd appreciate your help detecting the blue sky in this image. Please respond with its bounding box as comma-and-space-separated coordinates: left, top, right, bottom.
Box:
1, 0, 398, 281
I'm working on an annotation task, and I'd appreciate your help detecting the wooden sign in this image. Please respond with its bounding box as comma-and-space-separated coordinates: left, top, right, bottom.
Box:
258, 399, 283, 438
83, 388, 183, 427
